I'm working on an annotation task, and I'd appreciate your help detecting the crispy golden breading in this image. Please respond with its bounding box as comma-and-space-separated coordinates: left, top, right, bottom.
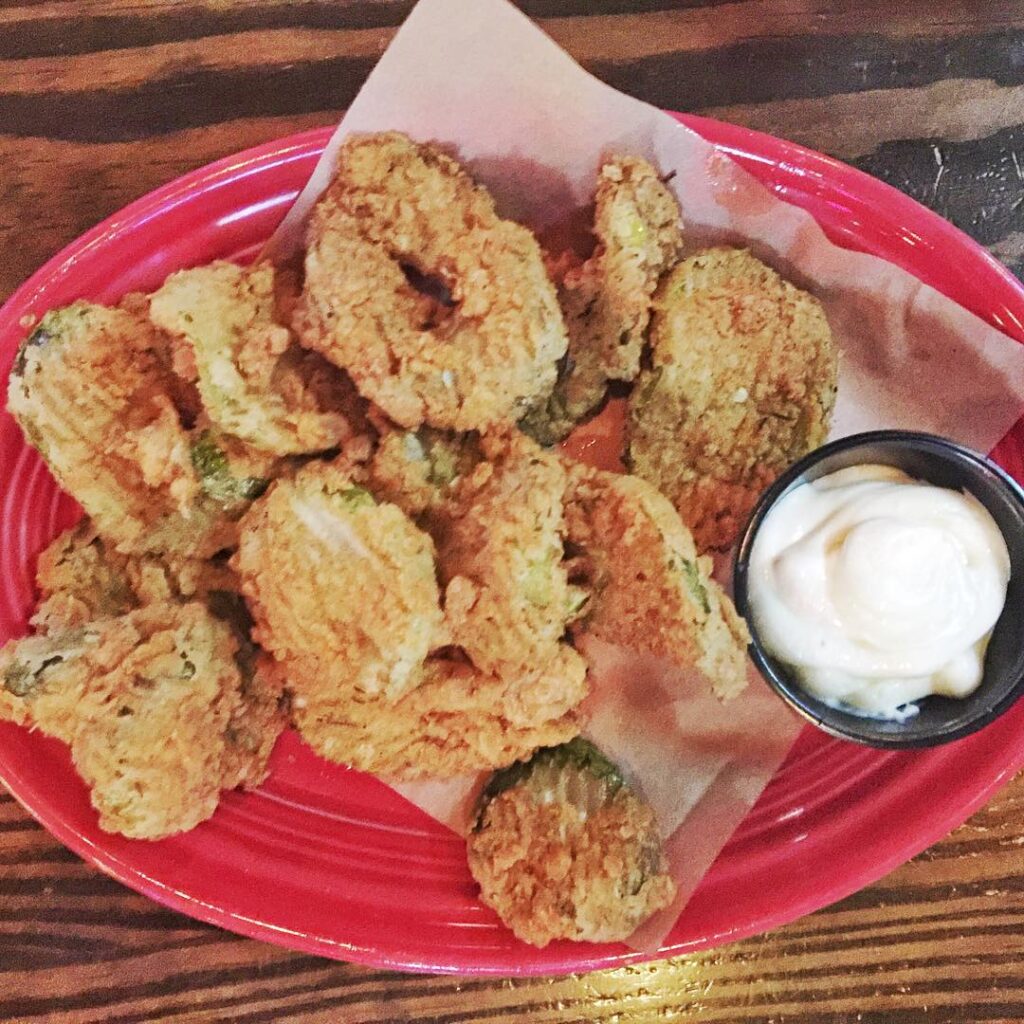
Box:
7, 303, 245, 559
28, 517, 282, 797
221, 653, 289, 791
521, 156, 682, 444
31, 521, 137, 633
0, 602, 284, 839
297, 132, 568, 431
432, 430, 586, 680
292, 651, 586, 779
565, 466, 749, 700
367, 426, 482, 520
468, 740, 675, 946
9, 304, 200, 546
150, 261, 368, 456
578, 157, 683, 382
235, 459, 446, 716
31, 519, 241, 635
117, 290, 205, 424
627, 247, 838, 551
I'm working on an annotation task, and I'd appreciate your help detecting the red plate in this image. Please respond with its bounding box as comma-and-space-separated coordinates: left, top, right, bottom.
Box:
1, 118, 1022, 976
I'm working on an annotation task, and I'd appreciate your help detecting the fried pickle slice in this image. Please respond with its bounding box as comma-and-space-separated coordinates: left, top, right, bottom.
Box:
293, 650, 586, 779
468, 738, 675, 946
31, 518, 242, 635
627, 247, 838, 551
235, 459, 446, 722
565, 466, 749, 700
297, 132, 567, 431
31, 520, 138, 633
0, 602, 285, 839
521, 156, 682, 444
150, 260, 368, 456
366, 425, 483, 521
220, 662, 287, 789
433, 430, 587, 680
7, 302, 245, 558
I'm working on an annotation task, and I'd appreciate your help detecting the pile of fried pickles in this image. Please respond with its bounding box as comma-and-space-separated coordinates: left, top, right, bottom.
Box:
1, 132, 837, 946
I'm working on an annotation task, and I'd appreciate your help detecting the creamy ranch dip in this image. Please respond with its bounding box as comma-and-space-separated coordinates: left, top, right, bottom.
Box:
748, 464, 1010, 719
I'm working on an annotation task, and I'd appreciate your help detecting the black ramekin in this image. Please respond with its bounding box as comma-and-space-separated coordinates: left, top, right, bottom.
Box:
733, 430, 1024, 748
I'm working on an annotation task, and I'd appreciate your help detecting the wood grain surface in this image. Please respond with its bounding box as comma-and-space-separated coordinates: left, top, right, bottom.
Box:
2, 2, 1024, 1021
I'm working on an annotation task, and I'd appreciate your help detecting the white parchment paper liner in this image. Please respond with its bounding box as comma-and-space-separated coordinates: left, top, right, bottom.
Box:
266, 0, 1024, 952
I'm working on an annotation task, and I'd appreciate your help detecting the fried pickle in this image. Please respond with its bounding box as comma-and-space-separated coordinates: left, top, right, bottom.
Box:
7, 303, 247, 558
297, 132, 568, 431
565, 465, 749, 700
433, 430, 587, 680
31, 518, 241, 635
294, 651, 586, 779
521, 156, 682, 444
367, 425, 482, 520
220, 652, 289, 792
235, 459, 446, 725
31, 520, 137, 633
0, 602, 284, 839
150, 260, 368, 456
627, 247, 838, 551
468, 738, 675, 946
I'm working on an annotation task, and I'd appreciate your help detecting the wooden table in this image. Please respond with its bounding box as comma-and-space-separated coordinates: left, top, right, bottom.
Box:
2, 2, 1023, 1021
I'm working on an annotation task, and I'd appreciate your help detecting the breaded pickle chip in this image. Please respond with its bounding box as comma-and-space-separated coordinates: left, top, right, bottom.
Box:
10, 303, 205, 551
0, 602, 284, 838
294, 649, 586, 779
219, 642, 290, 792
565, 466, 749, 700
627, 247, 838, 551
151, 261, 366, 455
235, 459, 445, 717
433, 430, 586, 680
8, 302, 241, 558
468, 738, 676, 946
31, 520, 138, 633
521, 156, 682, 444
31, 518, 242, 635
197, 587, 289, 792
367, 426, 482, 520
297, 132, 568, 431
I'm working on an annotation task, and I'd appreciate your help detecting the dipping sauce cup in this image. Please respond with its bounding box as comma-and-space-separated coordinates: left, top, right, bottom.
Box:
733, 430, 1024, 748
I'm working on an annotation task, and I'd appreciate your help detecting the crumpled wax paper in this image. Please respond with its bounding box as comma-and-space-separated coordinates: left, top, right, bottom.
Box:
266, 0, 1024, 950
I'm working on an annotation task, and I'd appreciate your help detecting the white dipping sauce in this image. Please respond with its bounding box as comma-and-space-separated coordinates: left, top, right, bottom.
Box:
748, 464, 1010, 719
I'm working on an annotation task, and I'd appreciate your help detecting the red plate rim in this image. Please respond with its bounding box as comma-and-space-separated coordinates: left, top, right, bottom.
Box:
0, 115, 1022, 976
